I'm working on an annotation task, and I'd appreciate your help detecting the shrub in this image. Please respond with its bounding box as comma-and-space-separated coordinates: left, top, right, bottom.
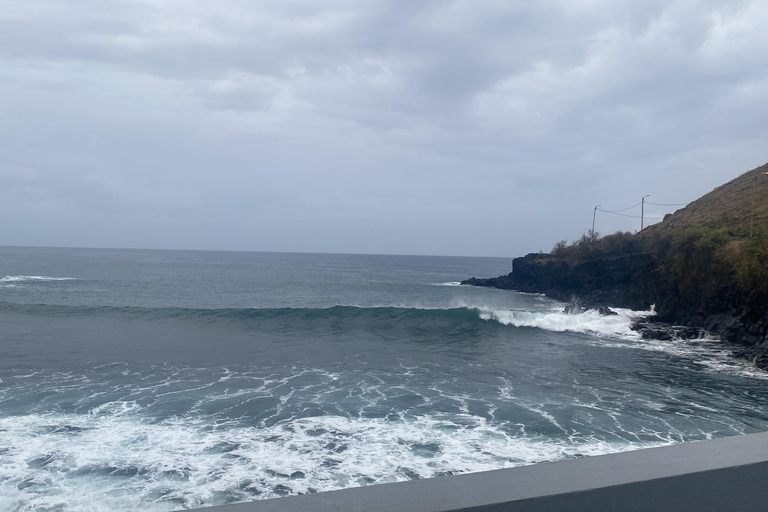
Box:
551, 239, 568, 255
736, 239, 768, 296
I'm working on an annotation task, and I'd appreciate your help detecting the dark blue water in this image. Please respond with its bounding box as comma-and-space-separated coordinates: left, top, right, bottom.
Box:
2, 246, 768, 511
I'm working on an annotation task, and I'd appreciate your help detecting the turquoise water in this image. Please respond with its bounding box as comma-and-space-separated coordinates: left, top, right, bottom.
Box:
1, 246, 768, 511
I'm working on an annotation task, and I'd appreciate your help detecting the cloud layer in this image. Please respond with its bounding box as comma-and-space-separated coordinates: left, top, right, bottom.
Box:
2, 0, 767, 255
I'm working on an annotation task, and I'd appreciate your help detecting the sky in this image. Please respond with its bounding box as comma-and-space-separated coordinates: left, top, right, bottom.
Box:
2, 0, 768, 257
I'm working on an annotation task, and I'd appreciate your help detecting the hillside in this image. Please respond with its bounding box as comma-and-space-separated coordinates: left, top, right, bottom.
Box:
642, 161, 768, 236
463, 162, 768, 369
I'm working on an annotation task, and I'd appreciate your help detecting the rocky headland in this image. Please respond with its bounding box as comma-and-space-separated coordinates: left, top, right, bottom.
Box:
463, 162, 768, 369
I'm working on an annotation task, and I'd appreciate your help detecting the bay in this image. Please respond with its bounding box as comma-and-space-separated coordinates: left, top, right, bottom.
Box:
1, 246, 767, 511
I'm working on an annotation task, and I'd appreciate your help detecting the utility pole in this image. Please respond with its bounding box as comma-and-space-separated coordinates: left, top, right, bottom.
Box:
751, 175, 757, 238
750, 172, 768, 238
641, 195, 650, 230
592, 205, 600, 234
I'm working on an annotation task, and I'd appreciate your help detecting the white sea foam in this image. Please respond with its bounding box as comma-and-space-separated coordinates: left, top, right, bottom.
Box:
595, 335, 768, 381
0, 410, 659, 512
475, 306, 655, 337
0, 275, 76, 283
472, 305, 768, 380
431, 282, 462, 286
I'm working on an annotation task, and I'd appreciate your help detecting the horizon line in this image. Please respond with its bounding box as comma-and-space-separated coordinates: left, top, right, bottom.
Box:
0, 244, 515, 260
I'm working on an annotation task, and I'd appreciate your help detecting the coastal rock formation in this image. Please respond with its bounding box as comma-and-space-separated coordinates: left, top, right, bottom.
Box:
631, 321, 707, 341
463, 251, 656, 310
463, 162, 768, 370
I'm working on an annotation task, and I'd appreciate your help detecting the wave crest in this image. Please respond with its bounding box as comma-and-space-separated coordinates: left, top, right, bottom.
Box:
0, 302, 656, 338
476, 306, 654, 337
1, 275, 77, 283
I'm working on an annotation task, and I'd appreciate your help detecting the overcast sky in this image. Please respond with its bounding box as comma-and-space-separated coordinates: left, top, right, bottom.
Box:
2, 0, 767, 256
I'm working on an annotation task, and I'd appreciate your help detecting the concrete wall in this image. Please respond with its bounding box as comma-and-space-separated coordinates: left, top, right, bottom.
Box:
195, 432, 768, 512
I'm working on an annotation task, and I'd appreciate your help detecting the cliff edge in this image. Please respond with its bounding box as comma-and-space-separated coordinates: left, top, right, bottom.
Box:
463, 162, 768, 369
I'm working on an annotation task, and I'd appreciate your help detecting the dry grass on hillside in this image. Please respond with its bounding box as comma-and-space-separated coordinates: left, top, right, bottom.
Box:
642, 162, 768, 237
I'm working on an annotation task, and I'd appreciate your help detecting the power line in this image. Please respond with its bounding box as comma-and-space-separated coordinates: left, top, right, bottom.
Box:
597, 200, 689, 213
592, 199, 688, 230
600, 202, 641, 213
595, 208, 665, 220
596, 208, 642, 219
645, 201, 689, 207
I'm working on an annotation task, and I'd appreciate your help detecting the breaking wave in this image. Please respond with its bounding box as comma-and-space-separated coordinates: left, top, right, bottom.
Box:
476, 306, 655, 337
0, 302, 653, 339
1, 275, 77, 283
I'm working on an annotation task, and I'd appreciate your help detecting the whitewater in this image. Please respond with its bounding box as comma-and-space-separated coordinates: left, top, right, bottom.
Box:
2, 247, 768, 511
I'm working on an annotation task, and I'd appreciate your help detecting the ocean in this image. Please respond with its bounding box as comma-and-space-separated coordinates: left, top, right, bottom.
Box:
2, 246, 768, 511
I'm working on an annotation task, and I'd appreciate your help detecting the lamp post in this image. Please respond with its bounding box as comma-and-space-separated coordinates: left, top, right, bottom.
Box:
750, 172, 768, 238
641, 195, 650, 230
592, 205, 601, 234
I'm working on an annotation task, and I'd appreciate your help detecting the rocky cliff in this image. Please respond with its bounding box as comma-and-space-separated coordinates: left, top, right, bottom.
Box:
463, 251, 656, 310
463, 162, 768, 369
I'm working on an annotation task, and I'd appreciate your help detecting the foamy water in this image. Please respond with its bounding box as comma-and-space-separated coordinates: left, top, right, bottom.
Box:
0, 408, 660, 511
476, 306, 654, 337
1, 275, 77, 283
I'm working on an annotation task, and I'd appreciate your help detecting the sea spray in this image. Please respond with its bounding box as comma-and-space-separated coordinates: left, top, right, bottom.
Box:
476, 306, 655, 337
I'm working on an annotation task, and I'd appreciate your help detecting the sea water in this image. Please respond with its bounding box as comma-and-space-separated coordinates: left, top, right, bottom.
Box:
1, 246, 768, 511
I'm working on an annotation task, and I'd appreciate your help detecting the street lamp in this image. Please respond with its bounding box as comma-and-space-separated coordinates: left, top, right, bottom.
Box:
592, 205, 601, 234
641, 195, 650, 230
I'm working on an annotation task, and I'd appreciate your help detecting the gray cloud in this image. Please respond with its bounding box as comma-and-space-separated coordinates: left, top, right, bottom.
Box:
1, 0, 767, 255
